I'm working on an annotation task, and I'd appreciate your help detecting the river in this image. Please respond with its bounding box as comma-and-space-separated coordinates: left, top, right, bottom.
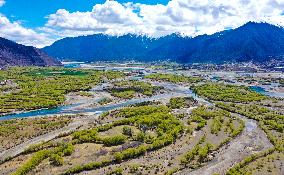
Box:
0, 82, 209, 121
250, 85, 284, 98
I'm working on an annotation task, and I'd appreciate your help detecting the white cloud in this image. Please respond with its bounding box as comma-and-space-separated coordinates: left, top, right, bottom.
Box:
45, 0, 284, 39
0, 0, 5, 7
0, 15, 54, 47
46, 1, 141, 29
91, 1, 141, 25
1, 0, 284, 47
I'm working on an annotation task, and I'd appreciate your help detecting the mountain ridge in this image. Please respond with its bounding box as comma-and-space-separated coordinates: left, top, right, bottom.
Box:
43, 22, 284, 63
0, 37, 62, 68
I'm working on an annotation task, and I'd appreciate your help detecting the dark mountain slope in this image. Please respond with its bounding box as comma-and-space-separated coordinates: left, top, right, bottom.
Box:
178, 22, 284, 63
43, 22, 284, 63
0, 38, 62, 68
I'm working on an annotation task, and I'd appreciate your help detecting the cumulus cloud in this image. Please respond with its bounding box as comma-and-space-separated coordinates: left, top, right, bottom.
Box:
91, 1, 141, 25
45, 0, 284, 39
47, 1, 141, 28
0, 0, 5, 7
1, 0, 284, 47
0, 15, 54, 47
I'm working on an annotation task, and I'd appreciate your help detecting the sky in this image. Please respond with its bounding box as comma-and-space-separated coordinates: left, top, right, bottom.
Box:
0, 0, 284, 48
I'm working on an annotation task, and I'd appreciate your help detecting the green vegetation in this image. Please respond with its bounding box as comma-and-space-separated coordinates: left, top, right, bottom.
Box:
50, 153, 64, 166
0, 67, 124, 115
106, 167, 123, 175
12, 150, 51, 175
188, 106, 230, 131
217, 102, 284, 175
12, 143, 74, 175
4, 67, 282, 175
145, 73, 201, 84
110, 80, 162, 99
164, 168, 179, 175
112, 90, 136, 99
77, 91, 93, 97
25, 69, 88, 77
227, 150, 284, 175
181, 136, 214, 168
280, 79, 284, 85
217, 102, 284, 150
226, 148, 276, 175
129, 164, 140, 173
6, 97, 245, 175
193, 83, 266, 103
211, 115, 224, 135
167, 97, 197, 109
63, 105, 184, 174
98, 97, 113, 105
187, 106, 245, 149
23, 141, 61, 155
122, 126, 133, 137
0, 116, 71, 150
101, 135, 127, 146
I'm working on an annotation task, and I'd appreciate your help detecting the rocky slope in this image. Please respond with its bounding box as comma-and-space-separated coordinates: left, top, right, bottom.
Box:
0, 37, 61, 68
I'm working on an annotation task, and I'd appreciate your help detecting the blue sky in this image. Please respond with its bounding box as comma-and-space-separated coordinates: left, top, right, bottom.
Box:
1, 0, 170, 28
0, 0, 283, 47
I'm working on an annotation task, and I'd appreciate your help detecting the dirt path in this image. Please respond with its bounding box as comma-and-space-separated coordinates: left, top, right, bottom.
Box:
0, 115, 98, 163
176, 115, 273, 175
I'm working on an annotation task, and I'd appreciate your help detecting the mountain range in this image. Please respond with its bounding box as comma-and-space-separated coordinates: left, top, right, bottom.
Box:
0, 37, 61, 68
43, 22, 284, 64
0, 22, 283, 68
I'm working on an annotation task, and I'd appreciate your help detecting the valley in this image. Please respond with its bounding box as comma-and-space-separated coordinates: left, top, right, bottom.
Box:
0, 64, 283, 175
1, 1, 284, 175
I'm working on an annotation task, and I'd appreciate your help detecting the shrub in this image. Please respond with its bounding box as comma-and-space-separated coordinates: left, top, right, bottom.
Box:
106, 168, 123, 175
134, 132, 145, 142
62, 143, 74, 156
102, 135, 127, 146
122, 126, 133, 137
12, 150, 50, 175
50, 154, 64, 166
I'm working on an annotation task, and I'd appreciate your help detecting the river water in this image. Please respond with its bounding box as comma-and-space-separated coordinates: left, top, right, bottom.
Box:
0, 83, 209, 121
250, 86, 284, 98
